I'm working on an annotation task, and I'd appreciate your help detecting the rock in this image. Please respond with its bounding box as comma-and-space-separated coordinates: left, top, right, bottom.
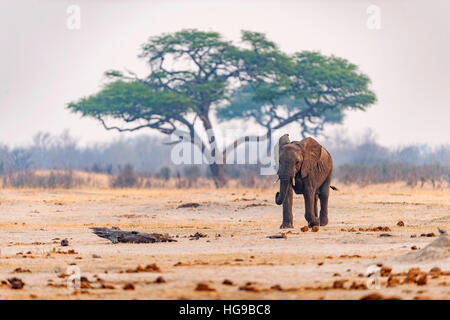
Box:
126, 263, 161, 273
61, 239, 69, 246
429, 267, 441, 278
222, 279, 233, 285
387, 275, 400, 287
403, 268, 421, 284
349, 281, 367, 290
8, 277, 24, 289
154, 276, 166, 284
189, 232, 207, 240
92, 254, 101, 259
177, 202, 200, 209
267, 234, 287, 239
379, 233, 393, 237
300, 226, 309, 232
380, 266, 392, 277
397, 221, 405, 227
123, 283, 135, 290
195, 283, 215, 291
416, 273, 427, 286
332, 280, 347, 289
312, 226, 319, 232
360, 293, 383, 300
239, 284, 260, 292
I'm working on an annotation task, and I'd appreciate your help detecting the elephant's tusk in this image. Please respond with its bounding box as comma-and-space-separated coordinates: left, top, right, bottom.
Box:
273, 177, 280, 184
292, 177, 295, 187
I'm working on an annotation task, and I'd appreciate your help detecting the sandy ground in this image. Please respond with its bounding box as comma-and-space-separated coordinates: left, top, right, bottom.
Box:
0, 183, 449, 300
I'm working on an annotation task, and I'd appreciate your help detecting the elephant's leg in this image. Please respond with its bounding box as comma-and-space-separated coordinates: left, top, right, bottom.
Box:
314, 194, 319, 218
280, 186, 294, 228
319, 175, 331, 226
304, 190, 319, 227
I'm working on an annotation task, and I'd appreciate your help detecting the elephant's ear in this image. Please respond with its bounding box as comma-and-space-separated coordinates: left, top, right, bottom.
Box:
300, 137, 322, 178
278, 134, 290, 151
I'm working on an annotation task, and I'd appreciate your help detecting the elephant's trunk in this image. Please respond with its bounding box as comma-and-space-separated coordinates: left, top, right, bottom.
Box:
275, 178, 291, 205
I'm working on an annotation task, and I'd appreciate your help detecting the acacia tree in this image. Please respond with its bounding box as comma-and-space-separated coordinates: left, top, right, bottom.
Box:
68, 30, 242, 187
68, 29, 376, 187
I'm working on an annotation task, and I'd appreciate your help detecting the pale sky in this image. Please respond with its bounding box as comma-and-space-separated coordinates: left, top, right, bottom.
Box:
1, 0, 449, 148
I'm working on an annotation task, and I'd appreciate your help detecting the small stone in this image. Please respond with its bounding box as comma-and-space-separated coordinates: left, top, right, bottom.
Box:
387, 275, 400, 287
380, 266, 392, 277
61, 239, 69, 246
195, 283, 215, 291
300, 226, 309, 232
416, 274, 427, 286
92, 254, 101, 259
429, 267, 441, 279
8, 277, 25, 289
312, 226, 319, 232
123, 283, 135, 290
271, 284, 283, 291
154, 276, 166, 283
332, 280, 347, 289
222, 279, 233, 285
397, 221, 405, 227
360, 293, 384, 300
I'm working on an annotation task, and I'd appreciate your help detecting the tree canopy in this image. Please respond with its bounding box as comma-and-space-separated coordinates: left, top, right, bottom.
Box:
217, 50, 376, 139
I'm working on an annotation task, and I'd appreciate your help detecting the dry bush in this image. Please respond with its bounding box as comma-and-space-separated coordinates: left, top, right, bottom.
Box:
335, 163, 449, 188
1, 170, 79, 189
110, 164, 139, 188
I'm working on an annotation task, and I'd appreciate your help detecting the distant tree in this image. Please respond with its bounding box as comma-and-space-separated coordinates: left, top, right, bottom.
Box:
68, 29, 242, 187
111, 164, 138, 188
156, 166, 171, 181
10, 149, 33, 171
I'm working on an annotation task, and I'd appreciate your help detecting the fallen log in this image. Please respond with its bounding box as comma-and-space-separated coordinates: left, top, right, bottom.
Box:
91, 227, 177, 244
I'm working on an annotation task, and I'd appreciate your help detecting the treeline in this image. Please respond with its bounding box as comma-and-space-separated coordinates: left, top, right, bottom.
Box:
0, 131, 449, 188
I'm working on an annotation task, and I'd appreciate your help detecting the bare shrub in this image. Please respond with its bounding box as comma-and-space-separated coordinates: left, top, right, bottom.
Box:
156, 166, 171, 181
335, 163, 449, 187
111, 164, 138, 188
3, 170, 75, 189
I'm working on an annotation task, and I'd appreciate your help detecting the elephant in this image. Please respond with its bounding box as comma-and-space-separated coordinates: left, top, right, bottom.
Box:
275, 134, 335, 229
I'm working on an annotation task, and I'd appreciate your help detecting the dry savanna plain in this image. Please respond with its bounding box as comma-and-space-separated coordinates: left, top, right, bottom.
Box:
0, 182, 449, 300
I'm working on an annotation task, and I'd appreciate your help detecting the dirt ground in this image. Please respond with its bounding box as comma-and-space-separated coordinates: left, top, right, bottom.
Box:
0, 183, 449, 300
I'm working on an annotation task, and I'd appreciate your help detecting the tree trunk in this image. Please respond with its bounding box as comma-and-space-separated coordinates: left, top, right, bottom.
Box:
198, 103, 227, 188
266, 127, 272, 156
209, 162, 227, 188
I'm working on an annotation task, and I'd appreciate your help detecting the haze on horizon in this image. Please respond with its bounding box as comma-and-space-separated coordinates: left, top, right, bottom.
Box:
1, 0, 449, 149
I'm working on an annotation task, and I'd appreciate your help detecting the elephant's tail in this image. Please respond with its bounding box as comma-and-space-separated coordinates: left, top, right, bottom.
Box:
330, 185, 339, 191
